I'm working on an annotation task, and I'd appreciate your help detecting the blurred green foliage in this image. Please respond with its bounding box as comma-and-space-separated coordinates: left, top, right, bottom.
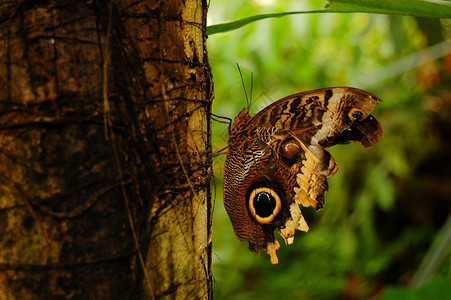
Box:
378, 275, 451, 300
208, 1, 451, 299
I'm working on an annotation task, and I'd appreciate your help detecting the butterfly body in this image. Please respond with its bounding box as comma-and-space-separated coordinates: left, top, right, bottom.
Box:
223, 87, 383, 264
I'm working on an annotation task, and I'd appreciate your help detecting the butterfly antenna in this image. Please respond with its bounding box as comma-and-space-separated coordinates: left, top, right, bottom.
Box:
250, 72, 254, 111
236, 63, 250, 112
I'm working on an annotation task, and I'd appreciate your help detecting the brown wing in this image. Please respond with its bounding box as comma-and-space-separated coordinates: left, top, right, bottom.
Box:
251, 87, 383, 148
255, 127, 338, 210
223, 87, 383, 264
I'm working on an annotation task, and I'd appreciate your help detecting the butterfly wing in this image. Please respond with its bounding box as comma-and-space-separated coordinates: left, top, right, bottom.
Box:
251, 87, 383, 148
223, 87, 383, 264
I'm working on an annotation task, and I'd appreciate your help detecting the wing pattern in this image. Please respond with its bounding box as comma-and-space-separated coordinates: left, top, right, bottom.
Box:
223, 87, 383, 264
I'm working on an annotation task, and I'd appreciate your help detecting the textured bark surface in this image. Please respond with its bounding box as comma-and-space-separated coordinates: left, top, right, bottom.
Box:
0, 1, 212, 299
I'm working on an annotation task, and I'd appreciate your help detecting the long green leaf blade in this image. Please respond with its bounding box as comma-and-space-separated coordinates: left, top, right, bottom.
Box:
207, 0, 451, 35
206, 11, 323, 35
327, 0, 451, 17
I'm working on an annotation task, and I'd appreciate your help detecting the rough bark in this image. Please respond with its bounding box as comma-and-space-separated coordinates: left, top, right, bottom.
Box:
0, 1, 212, 299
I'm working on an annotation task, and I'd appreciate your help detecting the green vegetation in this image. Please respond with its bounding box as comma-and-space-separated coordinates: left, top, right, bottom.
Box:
208, 0, 451, 299
207, 0, 451, 35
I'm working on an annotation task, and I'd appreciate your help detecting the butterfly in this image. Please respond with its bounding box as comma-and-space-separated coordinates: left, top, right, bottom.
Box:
223, 87, 383, 264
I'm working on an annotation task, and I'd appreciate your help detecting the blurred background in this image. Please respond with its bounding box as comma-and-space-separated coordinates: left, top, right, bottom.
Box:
207, 0, 451, 299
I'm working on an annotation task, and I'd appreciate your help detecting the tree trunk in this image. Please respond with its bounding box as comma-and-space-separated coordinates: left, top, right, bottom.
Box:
0, 1, 212, 299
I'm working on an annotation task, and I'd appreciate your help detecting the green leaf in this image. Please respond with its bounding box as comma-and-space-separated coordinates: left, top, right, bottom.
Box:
327, 0, 451, 18
206, 0, 451, 35
377, 275, 451, 300
206, 10, 325, 35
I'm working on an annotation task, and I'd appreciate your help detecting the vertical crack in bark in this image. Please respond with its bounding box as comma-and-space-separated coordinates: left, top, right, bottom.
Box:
101, 2, 155, 298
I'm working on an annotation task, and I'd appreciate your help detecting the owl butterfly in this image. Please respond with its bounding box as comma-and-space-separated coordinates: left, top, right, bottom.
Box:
223, 87, 383, 264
